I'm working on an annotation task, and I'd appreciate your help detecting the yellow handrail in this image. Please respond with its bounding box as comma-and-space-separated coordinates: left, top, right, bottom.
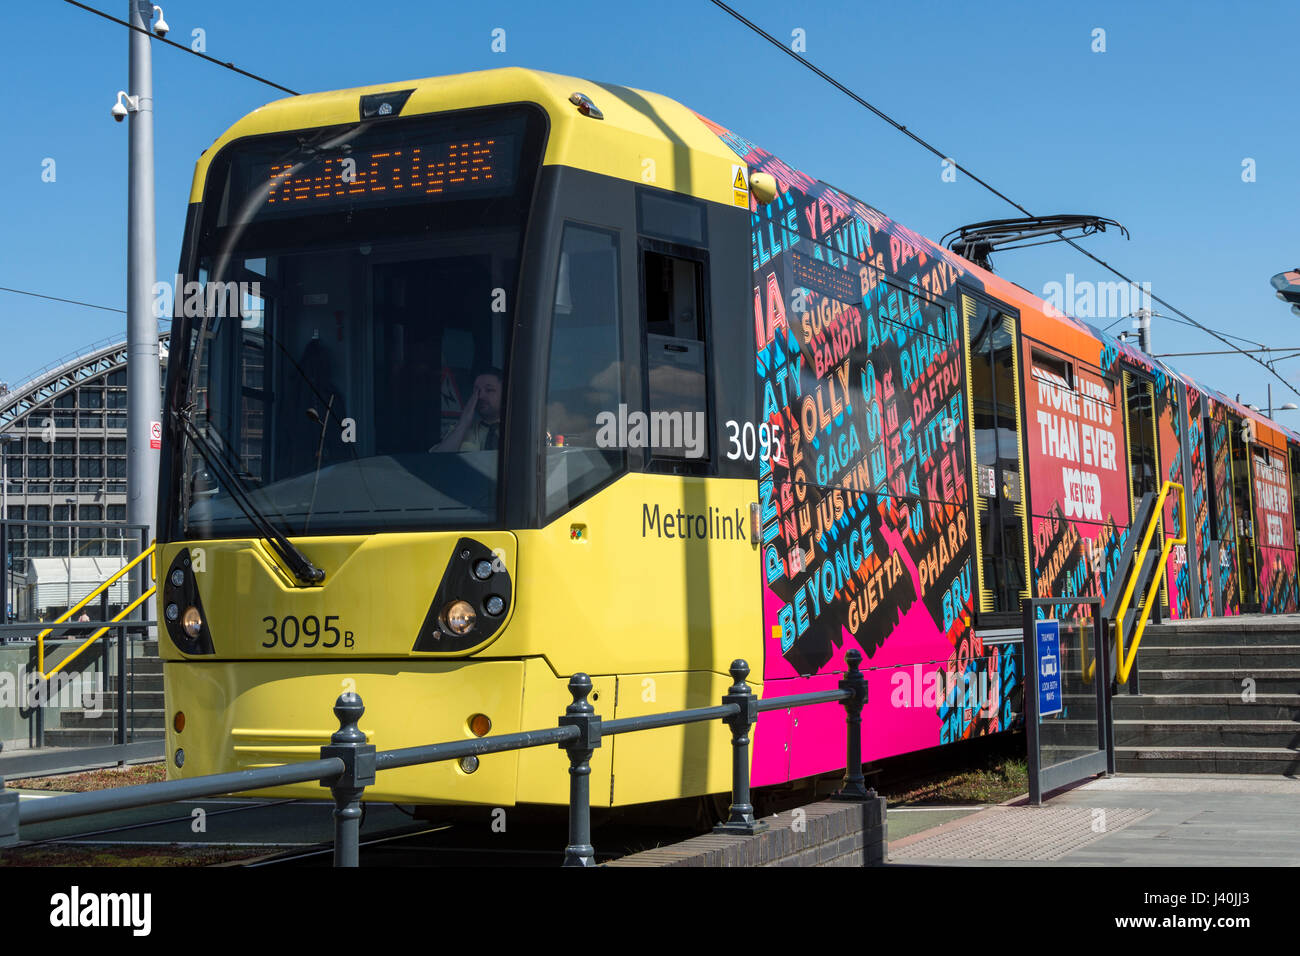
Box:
1080, 481, 1185, 685
1079, 624, 1096, 685
1113, 481, 1185, 684
37, 541, 157, 680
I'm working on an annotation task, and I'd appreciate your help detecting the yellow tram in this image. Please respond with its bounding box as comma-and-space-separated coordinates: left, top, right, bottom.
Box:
161, 68, 761, 806
160, 67, 1299, 808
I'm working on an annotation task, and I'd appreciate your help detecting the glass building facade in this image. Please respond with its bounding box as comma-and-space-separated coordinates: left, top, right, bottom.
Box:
0, 334, 167, 617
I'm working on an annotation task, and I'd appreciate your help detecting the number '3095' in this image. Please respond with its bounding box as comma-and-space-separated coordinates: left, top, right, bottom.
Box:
262, 614, 354, 649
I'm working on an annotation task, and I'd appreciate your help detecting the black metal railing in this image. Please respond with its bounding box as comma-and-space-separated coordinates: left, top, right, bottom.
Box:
1022, 597, 1115, 805
0, 650, 875, 866
0, 520, 160, 776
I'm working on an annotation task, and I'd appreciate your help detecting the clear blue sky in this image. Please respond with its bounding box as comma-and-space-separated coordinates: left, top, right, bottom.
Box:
2, 0, 1297, 409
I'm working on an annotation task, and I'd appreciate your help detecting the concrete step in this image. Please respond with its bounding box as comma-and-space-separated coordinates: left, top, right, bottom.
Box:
39, 728, 165, 748
1111, 694, 1300, 721
75, 674, 164, 693
91, 690, 166, 710
1137, 669, 1300, 695
112, 674, 162, 692
1114, 719, 1300, 749
1138, 645, 1300, 669
1116, 746, 1300, 774
59, 708, 164, 729
1141, 618, 1300, 647
33, 645, 162, 679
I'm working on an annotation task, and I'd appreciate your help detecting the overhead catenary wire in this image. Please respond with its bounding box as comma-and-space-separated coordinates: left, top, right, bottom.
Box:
706, 0, 1300, 400
61, 0, 298, 96
1157, 350, 1300, 360
1105, 310, 1267, 350
0, 286, 125, 314
1154, 314, 1264, 349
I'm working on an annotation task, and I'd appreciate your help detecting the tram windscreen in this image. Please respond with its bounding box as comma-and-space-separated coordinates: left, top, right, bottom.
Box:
176, 106, 543, 538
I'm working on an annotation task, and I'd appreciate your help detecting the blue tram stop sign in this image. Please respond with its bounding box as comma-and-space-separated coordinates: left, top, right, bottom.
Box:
1035, 619, 1063, 718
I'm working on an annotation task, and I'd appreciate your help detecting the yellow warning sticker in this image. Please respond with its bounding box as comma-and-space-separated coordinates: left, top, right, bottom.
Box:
731, 164, 749, 207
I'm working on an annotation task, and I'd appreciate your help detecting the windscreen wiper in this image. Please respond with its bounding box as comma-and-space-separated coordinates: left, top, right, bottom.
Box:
174, 406, 326, 585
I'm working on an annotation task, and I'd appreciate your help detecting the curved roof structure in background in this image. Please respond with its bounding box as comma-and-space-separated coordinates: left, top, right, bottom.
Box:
0, 331, 170, 430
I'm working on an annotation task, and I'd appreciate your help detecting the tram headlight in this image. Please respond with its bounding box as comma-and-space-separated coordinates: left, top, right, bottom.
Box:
442, 600, 476, 635
181, 606, 203, 638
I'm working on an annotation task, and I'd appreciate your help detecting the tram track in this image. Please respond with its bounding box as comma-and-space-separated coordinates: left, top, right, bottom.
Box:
1, 797, 335, 862
5, 794, 691, 866
246, 817, 699, 867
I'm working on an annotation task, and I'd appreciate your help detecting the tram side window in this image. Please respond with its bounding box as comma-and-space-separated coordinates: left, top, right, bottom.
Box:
1230, 421, 1259, 611
643, 249, 709, 470
543, 224, 625, 518
1205, 417, 1222, 538
1291, 446, 1300, 543
1126, 380, 1158, 514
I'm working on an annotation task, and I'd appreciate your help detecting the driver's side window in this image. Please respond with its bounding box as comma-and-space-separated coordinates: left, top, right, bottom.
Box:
543, 223, 625, 519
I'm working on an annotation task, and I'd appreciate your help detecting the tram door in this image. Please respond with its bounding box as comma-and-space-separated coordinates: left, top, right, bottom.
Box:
962, 293, 1031, 621
1228, 416, 1260, 612
1122, 373, 1167, 611
1122, 374, 1158, 519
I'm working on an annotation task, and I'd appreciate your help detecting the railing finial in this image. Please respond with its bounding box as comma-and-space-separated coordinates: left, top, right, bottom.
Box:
566, 673, 594, 715
331, 692, 367, 745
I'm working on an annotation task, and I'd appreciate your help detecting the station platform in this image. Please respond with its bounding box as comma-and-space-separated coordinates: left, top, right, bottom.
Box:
889, 774, 1300, 866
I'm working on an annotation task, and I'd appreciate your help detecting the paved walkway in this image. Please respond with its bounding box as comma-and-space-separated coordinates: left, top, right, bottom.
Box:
889, 775, 1300, 866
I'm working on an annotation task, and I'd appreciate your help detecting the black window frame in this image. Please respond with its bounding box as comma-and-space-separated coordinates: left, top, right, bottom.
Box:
635, 233, 715, 477
538, 219, 629, 522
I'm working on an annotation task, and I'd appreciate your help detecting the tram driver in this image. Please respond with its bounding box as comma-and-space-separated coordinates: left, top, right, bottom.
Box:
430, 368, 503, 452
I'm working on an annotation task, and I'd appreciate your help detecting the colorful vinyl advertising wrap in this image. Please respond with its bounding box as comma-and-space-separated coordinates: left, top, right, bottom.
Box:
1252, 445, 1299, 613
696, 107, 1300, 789
1025, 351, 1130, 621
699, 115, 1020, 785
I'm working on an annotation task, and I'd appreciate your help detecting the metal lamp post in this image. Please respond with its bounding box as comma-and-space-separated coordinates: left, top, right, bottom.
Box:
1251, 385, 1300, 419
0, 434, 16, 623
120, 0, 166, 636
